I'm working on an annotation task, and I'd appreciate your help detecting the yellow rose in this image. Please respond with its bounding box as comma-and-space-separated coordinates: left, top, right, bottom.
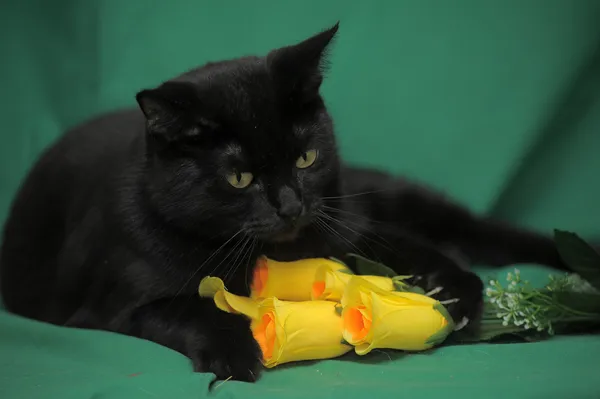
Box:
199, 277, 259, 320
311, 266, 395, 301
341, 276, 455, 354
251, 298, 352, 368
251, 256, 349, 301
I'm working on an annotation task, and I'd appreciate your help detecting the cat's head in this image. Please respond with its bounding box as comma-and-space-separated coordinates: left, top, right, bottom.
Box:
136, 24, 341, 242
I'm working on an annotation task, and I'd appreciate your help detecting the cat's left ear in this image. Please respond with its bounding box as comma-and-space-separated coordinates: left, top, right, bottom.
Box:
267, 23, 339, 106
136, 82, 216, 143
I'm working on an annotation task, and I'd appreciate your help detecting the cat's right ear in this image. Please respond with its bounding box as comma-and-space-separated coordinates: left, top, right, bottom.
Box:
136, 82, 213, 142
267, 23, 339, 106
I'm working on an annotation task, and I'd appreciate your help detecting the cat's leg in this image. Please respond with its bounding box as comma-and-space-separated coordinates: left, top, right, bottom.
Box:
340, 228, 484, 326
340, 166, 565, 270
127, 297, 262, 381
0, 180, 67, 323
333, 166, 566, 325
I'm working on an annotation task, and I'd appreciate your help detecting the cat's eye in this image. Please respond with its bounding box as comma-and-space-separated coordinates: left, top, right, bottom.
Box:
296, 149, 318, 169
226, 170, 254, 189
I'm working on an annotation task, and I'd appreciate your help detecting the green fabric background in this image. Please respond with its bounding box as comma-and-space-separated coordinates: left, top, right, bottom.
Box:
1, 1, 600, 398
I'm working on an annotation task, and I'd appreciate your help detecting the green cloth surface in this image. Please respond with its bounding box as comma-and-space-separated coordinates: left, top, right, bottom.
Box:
1, 1, 600, 398
2, 270, 600, 399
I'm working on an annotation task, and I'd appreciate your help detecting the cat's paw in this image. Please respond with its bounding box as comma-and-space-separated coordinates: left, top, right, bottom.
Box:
410, 269, 484, 329
190, 317, 263, 382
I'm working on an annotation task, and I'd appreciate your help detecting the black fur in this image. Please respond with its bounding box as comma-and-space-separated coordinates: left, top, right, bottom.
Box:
0, 24, 567, 381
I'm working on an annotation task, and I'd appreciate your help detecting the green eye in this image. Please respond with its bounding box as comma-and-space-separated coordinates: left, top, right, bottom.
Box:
296, 149, 318, 169
226, 170, 253, 189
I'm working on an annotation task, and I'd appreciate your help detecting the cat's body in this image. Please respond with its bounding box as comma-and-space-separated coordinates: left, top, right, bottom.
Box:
0, 25, 566, 381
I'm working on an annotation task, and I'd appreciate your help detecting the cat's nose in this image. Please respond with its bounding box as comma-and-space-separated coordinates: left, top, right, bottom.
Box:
277, 186, 303, 221
278, 201, 303, 221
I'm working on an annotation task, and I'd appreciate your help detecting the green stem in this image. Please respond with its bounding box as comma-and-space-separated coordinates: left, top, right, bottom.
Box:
481, 314, 600, 325
487, 290, 600, 318
536, 293, 598, 317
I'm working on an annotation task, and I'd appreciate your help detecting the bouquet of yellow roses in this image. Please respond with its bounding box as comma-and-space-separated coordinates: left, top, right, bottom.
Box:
199, 254, 455, 368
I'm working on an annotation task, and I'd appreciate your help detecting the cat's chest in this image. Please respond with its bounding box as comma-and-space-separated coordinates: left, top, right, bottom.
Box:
163, 226, 350, 296
261, 231, 343, 262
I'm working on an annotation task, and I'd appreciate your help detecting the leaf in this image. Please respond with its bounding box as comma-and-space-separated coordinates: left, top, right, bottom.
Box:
475, 324, 528, 341
552, 319, 600, 335
329, 256, 350, 269
433, 302, 455, 325
392, 275, 414, 281
451, 321, 530, 343
393, 278, 425, 294
424, 330, 450, 346
424, 325, 453, 346
346, 253, 397, 277
423, 304, 456, 345
392, 279, 409, 291
337, 269, 354, 275
334, 304, 343, 316
554, 229, 600, 290
547, 291, 600, 315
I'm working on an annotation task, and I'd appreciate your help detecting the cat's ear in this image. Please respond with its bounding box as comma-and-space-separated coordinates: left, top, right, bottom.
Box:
267, 23, 339, 105
136, 82, 215, 142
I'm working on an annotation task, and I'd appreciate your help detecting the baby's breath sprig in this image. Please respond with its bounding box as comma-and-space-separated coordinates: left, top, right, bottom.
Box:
454, 230, 600, 343
484, 269, 600, 336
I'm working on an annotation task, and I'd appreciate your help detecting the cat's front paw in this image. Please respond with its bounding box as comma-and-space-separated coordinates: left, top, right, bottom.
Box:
190, 316, 263, 382
411, 270, 484, 329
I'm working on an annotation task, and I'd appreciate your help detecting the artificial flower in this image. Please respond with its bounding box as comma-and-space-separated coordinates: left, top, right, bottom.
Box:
198, 276, 259, 319
251, 298, 352, 368
312, 265, 394, 301
341, 276, 455, 354
251, 256, 349, 301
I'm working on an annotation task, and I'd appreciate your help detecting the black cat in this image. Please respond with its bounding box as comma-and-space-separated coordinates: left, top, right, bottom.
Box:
0, 24, 567, 381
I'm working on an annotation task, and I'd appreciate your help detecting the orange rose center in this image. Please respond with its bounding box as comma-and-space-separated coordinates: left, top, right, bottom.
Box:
312, 281, 326, 299
344, 306, 372, 341
253, 312, 276, 361
251, 257, 269, 297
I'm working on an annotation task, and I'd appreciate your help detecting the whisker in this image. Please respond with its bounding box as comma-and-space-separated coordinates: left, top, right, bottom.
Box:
321, 205, 388, 225
172, 229, 244, 299
317, 211, 375, 258
316, 215, 368, 257
240, 237, 257, 292
318, 210, 380, 260
227, 235, 256, 285
312, 218, 327, 238
320, 208, 395, 250
322, 199, 444, 234
222, 236, 251, 284
318, 210, 408, 265
323, 199, 389, 205
246, 239, 264, 293
313, 218, 333, 244
313, 218, 334, 246
206, 232, 249, 278
320, 188, 394, 201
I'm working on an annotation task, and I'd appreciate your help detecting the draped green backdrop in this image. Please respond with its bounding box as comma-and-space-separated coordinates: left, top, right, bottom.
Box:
1, 1, 599, 398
